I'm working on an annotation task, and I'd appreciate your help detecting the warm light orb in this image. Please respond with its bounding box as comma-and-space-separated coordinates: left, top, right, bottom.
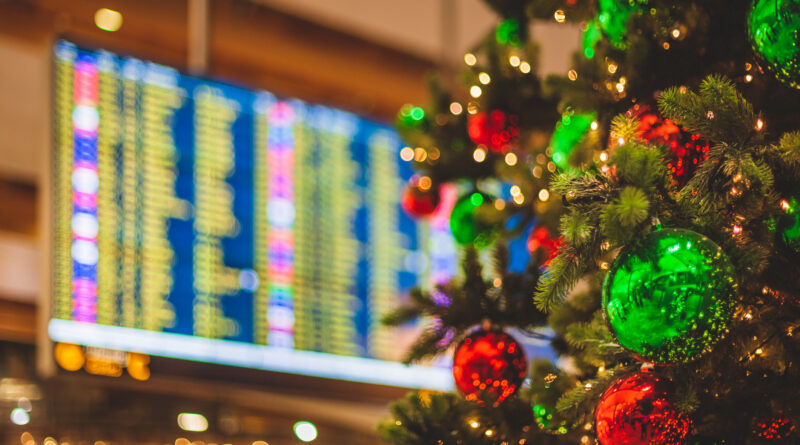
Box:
464, 53, 477, 66
177, 413, 208, 432
94, 8, 123, 32
10, 408, 29, 426
294, 421, 318, 442
470, 85, 482, 98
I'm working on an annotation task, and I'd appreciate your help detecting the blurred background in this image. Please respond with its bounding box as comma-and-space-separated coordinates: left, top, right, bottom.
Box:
0, 1, 578, 444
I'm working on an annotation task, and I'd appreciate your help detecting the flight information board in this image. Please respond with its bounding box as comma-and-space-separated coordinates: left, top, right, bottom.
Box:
49, 40, 456, 389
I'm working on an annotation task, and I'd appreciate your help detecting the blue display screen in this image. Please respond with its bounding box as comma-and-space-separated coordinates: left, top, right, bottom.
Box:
50, 40, 458, 388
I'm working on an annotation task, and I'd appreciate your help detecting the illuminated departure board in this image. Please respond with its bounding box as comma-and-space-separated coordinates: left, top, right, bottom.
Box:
49, 40, 457, 389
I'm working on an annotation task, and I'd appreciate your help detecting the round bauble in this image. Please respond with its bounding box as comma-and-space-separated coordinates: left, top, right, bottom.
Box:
452, 329, 527, 406
595, 372, 693, 445
602, 228, 737, 363
777, 197, 800, 253
401, 182, 440, 218
467, 110, 520, 153
449, 191, 502, 248
628, 104, 709, 187
748, 0, 800, 88
527, 226, 562, 266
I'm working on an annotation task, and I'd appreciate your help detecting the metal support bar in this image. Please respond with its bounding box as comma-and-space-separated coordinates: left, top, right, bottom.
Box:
188, 0, 210, 75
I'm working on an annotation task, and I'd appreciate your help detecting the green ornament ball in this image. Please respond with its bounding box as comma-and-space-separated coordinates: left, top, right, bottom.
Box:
496, 18, 522, 46
778, 197, 800, 253
602, 228, 737, 363
449, 191, 501, 248
597, 0, 641, 49
748, 0, 800, 88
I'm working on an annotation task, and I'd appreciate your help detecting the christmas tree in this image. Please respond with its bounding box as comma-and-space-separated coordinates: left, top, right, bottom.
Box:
379, 0, 800, 444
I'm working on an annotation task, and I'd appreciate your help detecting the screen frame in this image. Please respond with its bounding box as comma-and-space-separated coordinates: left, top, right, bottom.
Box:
41, 34, 453, 393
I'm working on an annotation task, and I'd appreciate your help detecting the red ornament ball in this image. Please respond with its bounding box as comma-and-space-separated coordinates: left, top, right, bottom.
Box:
627, 104, 709, 187
401, 181, 440, 218
527, 226, 562, 266
452, 329, 527, 406
754, 416, 796, 440
594, 372, 693, 445
467, 110, 520, 153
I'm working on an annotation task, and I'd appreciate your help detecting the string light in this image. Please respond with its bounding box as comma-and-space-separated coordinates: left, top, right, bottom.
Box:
554, 10, 566, 23
414, 147, 427, 162
599, 151, 608, 162
663, 42, 670, 50
505, 153, 518, 166
591, 121, 599, 130
510, 185, 521, 197
509, 56, 521, 67
607, 62, 618, 74
671, 28, 681, 39
519, 62, 531, 73
478, 72, 491, 85
532, 166, 542, 178
733, 224, 743, 234
95, 8, 123, 32
449, 102, 463, 115
485, 429, 495, 437
781, 199, 791, 211
568, 69, 578, 81
745, 74, 753, 83
470, 420, 480, 429
538, 189, 550, 201
513, 193, 525, 204
464, 53, 477, 66
470, 85, 482, 98
399, 147, 414, 161
418, 176, 432, 191
473, 147, 487, 162
756, 118, 764, 131
494, 199, 506, 210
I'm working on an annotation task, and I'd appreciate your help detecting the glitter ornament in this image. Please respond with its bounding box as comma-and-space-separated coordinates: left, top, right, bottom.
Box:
628, 104, 709, 187
754, 416, 796, 440
401, 181, 440, 218
452, 329, 527, 406
467, 110, 520, 153
602, 228, 737, 363
748, 0, 800, 88
595, 372, 693, 445
449, 191, 502, 248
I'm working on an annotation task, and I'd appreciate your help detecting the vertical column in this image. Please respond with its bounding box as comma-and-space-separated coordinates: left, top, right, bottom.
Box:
53, 42, 76, 320
366, 131, 404, 360
265, 101, 296, 347
293, 108, 358, 355
193, 85, 240, 338
140, 64, 180, 331
252, 93, 271, 345
71, 54, 101, 323
95, 51, 120, 325
120, 59, 143, 328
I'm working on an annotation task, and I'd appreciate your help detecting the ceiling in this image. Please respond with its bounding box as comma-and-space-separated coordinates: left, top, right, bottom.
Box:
253, 0, 581, 75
